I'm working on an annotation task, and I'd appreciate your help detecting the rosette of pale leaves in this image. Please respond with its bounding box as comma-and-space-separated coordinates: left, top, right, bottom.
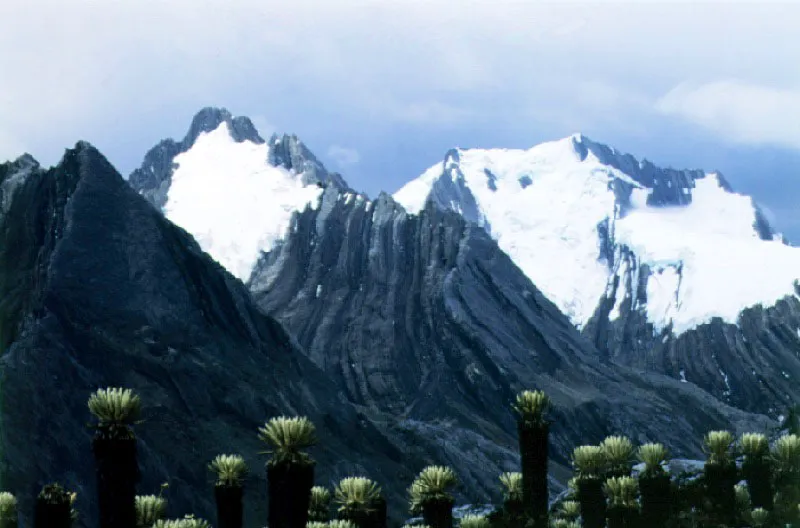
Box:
750, 507, 770, 527
559, 500, 580, 520
459, 514, 489, 528
734, 484, 751, 511
603, 476, 638, 508
328, 520, 358, 528
513, 390, 551, 427
550, 520, 580, 528
0, 492, 17, 525
772, 434, 800, 473
572, 446, 606, 478
309, 486, 332, 521
209, 454, 248, 487
135, 494, 167, 526
408, 466, 458, 513
258, 416, 317, 466
740, 433, 769, 458
306, 523, 328, 528
704, 430, 735, 465
88, 387, 142, 427
498, 472, 522, 503
637, 443, 668, 475
152, 514, 211, 528
601, 436, 634, 473
334, 477, 382, 515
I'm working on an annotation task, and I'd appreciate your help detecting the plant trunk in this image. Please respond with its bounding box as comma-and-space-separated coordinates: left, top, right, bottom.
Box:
215, 484, 244, 528
577, 477, 606, 528
267, 462, 314, 528
422, 497, 455, 528
339, 510, 369, 528
608, 505, 639, 528
742, 458, 773, 510
704, 462, 737, 527
93, 434, 140, 528
367, 496, 387, 528
502, 498, 525, 528
518, 422, 549, 527
34, 497, 71, 528
639, 472, 671, 528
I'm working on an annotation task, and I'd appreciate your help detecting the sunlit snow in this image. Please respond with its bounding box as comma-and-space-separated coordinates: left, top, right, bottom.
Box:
164, 123, 322, 281
395, 134, 800, 335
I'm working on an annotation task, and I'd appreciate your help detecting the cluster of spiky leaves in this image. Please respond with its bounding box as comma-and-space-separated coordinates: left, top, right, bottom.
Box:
558, 500, 580, 520
601, 436, 633, 474
37, 484, 72, 505
307, 522, 329, 528
208, 454, 248, 487
772, 434, 800, 472
735, 484, 751, 511
328, 520, 357, 528
88, 388, 142, 427
750, 507, 770, 527
704, 430, 735, 465
0, 492, 16, 525
550, 520, 580, 528
603, 476, 638, 508
408, 466, 458, 513
459, 514, 490, 528
334, 477, 382, 515
258, 416, 317, 466
152, 514, 211, 528
740, 433, 769, 458
513, 390, 551, 427
572, 446, 606, 478
309, 486, 332, 521
498, 472, 522, 503
637, 442, 668, 475
135, 494, 167, 526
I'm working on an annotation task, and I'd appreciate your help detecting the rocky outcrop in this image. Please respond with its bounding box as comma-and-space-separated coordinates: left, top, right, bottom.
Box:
0, 145, 417, 528
249, 186, 773, 508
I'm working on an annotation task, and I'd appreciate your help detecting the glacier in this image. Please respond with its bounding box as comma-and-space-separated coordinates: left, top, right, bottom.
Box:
395, 134, 800, 335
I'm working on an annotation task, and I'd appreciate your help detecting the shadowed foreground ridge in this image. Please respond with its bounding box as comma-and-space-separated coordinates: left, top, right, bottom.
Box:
0, 143, 404, 527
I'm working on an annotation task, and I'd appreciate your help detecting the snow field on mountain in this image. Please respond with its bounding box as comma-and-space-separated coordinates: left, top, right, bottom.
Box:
397, 138, 619, 327
617, 174, 800, 334
396, 135, 800, 335
164, 122, 322, 281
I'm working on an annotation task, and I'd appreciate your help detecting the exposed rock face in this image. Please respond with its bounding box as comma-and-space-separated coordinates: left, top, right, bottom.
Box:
249, 186, 772, 508
0, 144, 417, 528
585, 277, 800, 416
397, 134, 800, 422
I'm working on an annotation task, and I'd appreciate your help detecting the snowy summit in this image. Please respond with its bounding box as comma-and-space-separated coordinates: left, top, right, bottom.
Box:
394, 134, 800, 335
163, 122, 325, 281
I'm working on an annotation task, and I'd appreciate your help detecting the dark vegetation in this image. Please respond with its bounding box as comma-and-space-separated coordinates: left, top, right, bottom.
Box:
1, 387, 798, 528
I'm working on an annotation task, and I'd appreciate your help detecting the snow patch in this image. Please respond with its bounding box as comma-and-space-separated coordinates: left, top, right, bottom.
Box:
396, 137, 800, 335
164, 123, 323, 280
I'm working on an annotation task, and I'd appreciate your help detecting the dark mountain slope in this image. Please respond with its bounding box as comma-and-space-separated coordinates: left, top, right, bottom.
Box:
0, 144, 405, 527
249, 186, 772, 505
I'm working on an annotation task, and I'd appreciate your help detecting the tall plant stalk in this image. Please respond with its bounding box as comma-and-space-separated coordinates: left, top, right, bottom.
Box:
513, 390, 551, 528
88, 387, 142, 528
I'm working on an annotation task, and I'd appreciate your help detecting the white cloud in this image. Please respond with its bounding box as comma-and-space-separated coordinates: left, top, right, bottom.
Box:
1, 0, 799, 169
656, 80, 800, 149
327, 145, 360, 167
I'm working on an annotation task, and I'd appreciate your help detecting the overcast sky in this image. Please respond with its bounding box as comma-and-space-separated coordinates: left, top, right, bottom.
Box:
2, 1, 800, 239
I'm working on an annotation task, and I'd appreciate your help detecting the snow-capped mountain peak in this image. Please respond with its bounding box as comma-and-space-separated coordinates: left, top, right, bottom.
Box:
394, 135, 799, 335
130, 108, 348, 282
